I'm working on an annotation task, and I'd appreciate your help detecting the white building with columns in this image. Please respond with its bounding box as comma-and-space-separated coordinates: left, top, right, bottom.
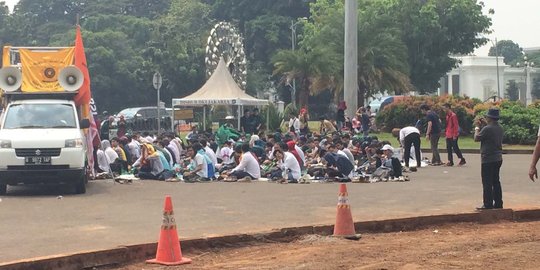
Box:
439, 56, 539, 104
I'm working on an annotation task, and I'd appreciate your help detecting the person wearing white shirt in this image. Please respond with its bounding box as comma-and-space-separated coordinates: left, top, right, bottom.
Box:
274, 149, 301, 183
398, 126, 421, 171
336, 141, 355, 166
218, 141, 234, 165
183, 143, 208, 182
167, 139, 181, 164
229, 143, 261, 180
127, 135, 141, 162
200, 139, 218, 167
101, 140, 119, 164
288, 112, 301, 134
295, 143, 305, 166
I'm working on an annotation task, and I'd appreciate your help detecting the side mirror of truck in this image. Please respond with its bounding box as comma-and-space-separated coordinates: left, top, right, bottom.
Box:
80, 119, 91, 129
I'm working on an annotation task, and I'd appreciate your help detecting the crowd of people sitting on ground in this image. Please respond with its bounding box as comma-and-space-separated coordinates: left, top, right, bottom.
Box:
93, 103, 464, 184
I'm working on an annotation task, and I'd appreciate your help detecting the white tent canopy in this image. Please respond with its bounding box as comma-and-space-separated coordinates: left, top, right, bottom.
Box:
172, 58, 268, 106
172, 58, 269, 130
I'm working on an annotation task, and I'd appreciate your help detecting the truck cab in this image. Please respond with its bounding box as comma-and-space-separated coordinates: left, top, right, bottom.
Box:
0, 95, 90, 194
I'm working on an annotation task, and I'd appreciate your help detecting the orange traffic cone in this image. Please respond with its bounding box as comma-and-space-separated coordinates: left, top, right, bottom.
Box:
333, 184, 361, 240
146, 196, 192, 266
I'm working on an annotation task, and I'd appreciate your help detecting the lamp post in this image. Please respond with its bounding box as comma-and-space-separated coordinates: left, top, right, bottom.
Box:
517, 56, 535, 105
290, 17, 307, 108
490, 38, 501, 99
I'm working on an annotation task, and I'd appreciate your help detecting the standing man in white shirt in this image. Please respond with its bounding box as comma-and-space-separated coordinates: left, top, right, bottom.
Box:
288, 112, 300, 135
398, 126, 421, 172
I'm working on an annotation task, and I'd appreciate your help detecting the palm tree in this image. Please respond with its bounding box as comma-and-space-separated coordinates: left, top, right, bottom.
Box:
301, 0, 413, 105
272, 47, 340, 108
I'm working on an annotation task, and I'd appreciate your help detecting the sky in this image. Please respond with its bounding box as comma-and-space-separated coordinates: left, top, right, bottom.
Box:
3, 0, 539, 56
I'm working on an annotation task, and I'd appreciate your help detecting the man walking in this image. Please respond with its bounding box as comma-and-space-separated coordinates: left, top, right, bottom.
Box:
443, 103, 466, 166
474, 108, 504, 210
420, 104, 442, 166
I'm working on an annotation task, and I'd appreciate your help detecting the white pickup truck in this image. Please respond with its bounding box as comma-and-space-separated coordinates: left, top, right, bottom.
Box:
0, 95, 90, 195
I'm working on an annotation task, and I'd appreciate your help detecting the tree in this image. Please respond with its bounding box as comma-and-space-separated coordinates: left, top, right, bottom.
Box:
301, 0, 413, 105
489, 40, 522, 65
272, 47, 340, 108
385, 0, 492, 93
505, 80, 519, 101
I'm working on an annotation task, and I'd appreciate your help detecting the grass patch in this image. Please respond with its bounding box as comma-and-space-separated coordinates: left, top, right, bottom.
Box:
371, 132, 533, 150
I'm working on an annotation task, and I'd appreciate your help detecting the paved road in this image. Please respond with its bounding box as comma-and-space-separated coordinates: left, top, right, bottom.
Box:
1, 154, 540, 263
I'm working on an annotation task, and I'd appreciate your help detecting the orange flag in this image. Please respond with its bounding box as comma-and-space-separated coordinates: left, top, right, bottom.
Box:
73, 25, 100, 176
73, 25, 91, 106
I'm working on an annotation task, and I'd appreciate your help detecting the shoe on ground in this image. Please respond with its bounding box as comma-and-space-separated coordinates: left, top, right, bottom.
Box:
410, 167, 417, 172
475, 205, 493, 211
445, 162, 454, 166
223, 177, 238, 182
458, 159, 466, 166
238, 177, 252, 183
288, 179, 298, 184
431, 162, 443, 166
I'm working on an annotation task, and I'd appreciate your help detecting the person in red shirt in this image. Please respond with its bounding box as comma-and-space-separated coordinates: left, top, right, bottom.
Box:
443, 103, 466, 166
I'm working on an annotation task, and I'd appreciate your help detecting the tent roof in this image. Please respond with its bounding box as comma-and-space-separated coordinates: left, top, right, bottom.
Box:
172, 58, 268, 106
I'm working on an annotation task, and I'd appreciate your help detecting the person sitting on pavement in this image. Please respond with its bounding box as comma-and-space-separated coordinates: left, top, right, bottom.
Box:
96, 142, 111, 174
380, 144, 403, 177
226, 143, 261, 182
274, 149, 302, 183
286, 140, 304, 171
249, 135, 266, 162
200, 139, 218, 170
321, 150, 353, 181
335, 140, 355, 167
132, 142, 165, 180
183, 143, 209, 183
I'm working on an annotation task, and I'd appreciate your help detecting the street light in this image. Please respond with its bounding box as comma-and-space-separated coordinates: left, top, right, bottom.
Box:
490, 38, 501, 99
517, 56, 535, 105
290, 17, 307, 108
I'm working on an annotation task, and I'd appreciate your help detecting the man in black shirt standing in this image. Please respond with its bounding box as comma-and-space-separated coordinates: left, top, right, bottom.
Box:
474, 108, 504, 210
420, 104, 442, 166
240, 109, 251, 134
250, 108, 263, 134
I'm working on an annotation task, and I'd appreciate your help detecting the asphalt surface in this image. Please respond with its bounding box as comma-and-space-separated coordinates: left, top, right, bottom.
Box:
1, 154, 540, 263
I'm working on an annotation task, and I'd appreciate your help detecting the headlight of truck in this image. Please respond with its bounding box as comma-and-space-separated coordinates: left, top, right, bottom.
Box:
0, 139, 12, 148
65, 139, 83, 148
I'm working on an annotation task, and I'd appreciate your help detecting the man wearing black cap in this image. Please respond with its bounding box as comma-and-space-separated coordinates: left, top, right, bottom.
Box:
474, 108, 504, 210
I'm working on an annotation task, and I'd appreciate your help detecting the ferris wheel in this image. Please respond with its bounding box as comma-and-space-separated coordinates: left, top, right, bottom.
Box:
205, 21, 247, 90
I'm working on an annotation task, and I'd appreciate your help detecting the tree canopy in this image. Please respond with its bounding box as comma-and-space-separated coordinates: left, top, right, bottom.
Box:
489, 40, 523, 65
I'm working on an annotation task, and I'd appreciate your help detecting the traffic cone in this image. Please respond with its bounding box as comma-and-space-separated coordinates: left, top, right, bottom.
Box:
146, 196, 192, 266
333, 184, 361, 240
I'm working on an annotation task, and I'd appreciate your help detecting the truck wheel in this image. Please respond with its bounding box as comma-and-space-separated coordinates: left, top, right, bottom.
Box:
0, 184, 7, 195
74, 173, 87, 194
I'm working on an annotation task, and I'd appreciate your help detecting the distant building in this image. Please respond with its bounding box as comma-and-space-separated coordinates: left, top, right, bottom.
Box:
439, 56, 539, 104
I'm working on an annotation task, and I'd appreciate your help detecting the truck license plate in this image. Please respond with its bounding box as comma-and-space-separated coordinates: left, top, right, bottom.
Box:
25, 156, 51, 165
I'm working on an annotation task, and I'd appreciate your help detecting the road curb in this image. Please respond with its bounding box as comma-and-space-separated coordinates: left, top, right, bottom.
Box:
2, 208, 540, 270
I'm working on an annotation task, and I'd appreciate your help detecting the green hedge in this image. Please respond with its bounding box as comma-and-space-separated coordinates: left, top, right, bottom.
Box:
475, 101, 540, 145
377, 96, 540, 145
376, 96, 480, 134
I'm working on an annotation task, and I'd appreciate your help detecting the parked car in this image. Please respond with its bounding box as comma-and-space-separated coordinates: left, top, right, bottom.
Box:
112, 107, 171, 134
369, 96, 405, 115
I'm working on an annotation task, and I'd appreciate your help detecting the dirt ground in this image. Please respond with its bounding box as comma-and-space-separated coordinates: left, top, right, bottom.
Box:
114, 221, 540, 270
